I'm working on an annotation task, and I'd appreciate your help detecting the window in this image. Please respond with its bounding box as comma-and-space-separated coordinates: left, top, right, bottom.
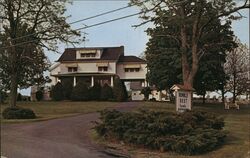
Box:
81, 53, 96, 58
124, 68, 140, 72
98, 67, 108, 72
68, 67, 77, 72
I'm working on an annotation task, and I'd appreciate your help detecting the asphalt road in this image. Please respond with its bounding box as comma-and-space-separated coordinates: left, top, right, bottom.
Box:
1, 102, 138, 158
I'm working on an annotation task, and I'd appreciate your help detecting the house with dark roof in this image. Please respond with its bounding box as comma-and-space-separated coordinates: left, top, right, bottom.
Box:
49, 46, 148, 100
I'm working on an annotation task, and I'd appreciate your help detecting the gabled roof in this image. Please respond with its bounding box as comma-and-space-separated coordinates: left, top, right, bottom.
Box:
171, 84, 195, 91
57, 46, 124, 62
118, 55, 146, 63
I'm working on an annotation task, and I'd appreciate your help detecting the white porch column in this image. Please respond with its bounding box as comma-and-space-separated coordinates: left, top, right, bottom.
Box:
142, 81, 145, 87
91, 76, 94, 87
73, 76, 76, 86
144, 80, 148, 87
111, 76, 114, 87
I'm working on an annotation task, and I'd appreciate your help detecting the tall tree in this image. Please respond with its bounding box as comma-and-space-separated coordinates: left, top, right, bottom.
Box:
144, 5, 236, 97
0, 0, 80, 107
224, 39, 249, 102
131, 0, 249, 89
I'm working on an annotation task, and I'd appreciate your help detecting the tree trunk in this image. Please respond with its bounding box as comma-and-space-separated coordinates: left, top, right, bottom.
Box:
9, 72, 18, 107
233, 72, 236, 103
221, 87, 225, 103
202, 93, 206, 104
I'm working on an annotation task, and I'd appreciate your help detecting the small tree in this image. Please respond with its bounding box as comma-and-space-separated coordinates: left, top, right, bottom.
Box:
113, 77, 128, 101
89, 82, 101, 101
36, 90, 43, 101
71, 81, 89, 101
51, 82, 64, 101
101, 84, 113, 101
17, 93, 22, 101
141, 87, 151, 101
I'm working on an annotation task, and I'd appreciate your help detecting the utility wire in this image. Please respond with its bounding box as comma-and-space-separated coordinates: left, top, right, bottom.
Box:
2, 0, 147, 42
0, 3, 163, 50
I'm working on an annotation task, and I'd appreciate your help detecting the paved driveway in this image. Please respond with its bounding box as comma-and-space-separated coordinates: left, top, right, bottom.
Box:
1, 102, 138, 158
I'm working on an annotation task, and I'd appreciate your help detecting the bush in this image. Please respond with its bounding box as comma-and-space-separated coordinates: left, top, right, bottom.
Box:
71, 81, 89, 101
17, 93, 22, 101
89, 82, 101, 100
94, 110, 227, 155
141, 87, 151, 100
61, 78, 73, 100
36, 90, 43, 101
113, 77, 128, 101
51, 82, 64, 101
2, 106, 36, 119
0, 91, 8, 103
100, 83, 113, 101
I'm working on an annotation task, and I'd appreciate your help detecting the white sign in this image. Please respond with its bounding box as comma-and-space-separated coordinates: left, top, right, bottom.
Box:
176, 91, 192, 112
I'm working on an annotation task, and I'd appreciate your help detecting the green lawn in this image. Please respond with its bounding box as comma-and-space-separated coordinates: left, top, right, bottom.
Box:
99, 102, 250, 158
0, 101, 119, 123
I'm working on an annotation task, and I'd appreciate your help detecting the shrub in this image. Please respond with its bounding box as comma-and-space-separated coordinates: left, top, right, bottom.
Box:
94, 110, 227, 155
100, 83, 113, 101
89, 82, 101, 100
141, 87, 151, 100
35, 90, 43, 101
61, 78, 73, 100
51, 82, 64, 101
113, 77, 128, 101
2, 106, 36, 119
0, 91, 8, 103
71, 81, 89, 101
17, 93, 22, 101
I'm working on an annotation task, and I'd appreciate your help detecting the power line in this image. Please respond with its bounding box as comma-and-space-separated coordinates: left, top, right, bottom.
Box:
1, 3, 163, 50
3, 0, 145, 42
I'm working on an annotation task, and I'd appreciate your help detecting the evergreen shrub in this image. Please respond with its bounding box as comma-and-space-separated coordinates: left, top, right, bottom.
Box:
35, 90, 43, 101
71, 81, 89, 101
100, 83, 113, 101
94, 110, 227, 155
2, 106, 36, 119
51, 82, 64, 101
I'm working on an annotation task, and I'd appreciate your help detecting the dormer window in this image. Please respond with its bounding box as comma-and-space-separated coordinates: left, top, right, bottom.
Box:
68, 67, 77, 72
81, 53, 96, 58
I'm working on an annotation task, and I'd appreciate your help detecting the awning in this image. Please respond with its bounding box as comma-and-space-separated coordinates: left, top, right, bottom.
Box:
96, 63, 109, 67
123, 64, 141, 68
65, 63, 78, 67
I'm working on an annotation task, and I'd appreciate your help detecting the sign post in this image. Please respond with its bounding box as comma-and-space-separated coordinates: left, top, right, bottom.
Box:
171, 84, 194, 112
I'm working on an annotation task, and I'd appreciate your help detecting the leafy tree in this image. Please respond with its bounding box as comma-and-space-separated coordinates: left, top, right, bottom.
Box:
89, 82, 101, 101
51, 82, 64, 101
131, 0, 249, 89
193, 51, 228, 104
113, 77, 128, 101
101, 83, 113, 101
71, 81, 89, 101
224, 39, 249, 102
0, 0, 80, 107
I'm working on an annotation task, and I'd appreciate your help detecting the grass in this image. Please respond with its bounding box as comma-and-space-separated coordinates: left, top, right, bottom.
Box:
0, 101, 119, 123
94, 101, 250, 158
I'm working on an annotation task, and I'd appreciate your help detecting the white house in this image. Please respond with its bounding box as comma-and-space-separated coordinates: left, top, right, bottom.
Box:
48, 46, 148, 100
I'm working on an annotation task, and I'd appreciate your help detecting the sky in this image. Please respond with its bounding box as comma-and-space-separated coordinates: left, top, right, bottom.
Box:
20, 1, 249, 95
